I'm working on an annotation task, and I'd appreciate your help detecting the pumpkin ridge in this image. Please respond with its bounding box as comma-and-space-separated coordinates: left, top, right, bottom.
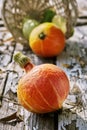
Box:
27, 82, 54, 112
55, 72, 70, 100
49, 79, 62, 108
18, 89, 39, 112
19, 81, 51, 112
33, 82, 56, 110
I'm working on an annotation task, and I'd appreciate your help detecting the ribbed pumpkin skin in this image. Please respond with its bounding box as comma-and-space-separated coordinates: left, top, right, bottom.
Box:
29, 23, 65, 57
17, 64, 69, 113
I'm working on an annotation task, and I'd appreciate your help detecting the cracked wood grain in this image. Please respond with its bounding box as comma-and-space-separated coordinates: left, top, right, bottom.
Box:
0, 73, 7, 106
0, 20, 25, 129
56, 26, 87, 130
0, 25, 87, 130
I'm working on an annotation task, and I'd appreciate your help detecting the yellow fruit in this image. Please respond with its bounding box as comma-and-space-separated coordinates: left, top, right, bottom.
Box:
52, 15, 67, 34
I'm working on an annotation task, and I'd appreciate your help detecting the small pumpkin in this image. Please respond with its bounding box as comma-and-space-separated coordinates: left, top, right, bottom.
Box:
29, 22, 65, 57
14, 52, 70, 113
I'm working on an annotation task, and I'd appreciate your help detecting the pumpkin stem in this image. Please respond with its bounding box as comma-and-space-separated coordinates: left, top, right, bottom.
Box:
14, 52, 34, 72
39, 32, 46, 40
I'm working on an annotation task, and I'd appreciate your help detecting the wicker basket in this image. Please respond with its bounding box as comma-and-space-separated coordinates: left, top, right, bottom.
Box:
2, 0, 78, 45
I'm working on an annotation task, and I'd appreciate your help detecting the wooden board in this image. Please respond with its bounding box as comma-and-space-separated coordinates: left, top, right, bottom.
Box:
0, 0, 87, 130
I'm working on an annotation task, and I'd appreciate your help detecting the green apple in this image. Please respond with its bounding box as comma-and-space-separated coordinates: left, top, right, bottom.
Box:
22, 19, 39, 40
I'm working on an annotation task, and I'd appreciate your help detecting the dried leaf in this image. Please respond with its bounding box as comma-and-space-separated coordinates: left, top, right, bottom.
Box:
70, 84, 81, 95
79, 59, 86, 68
3, 37, 14, 43
0, 112, 17, 122
5, 89, 17, 101
0, 95, 20, 106
0, 68, 5, 74
62, 64, 74, 69
0, 29, 8, 32
0, 101, 2, 107
0, 111, 23, 123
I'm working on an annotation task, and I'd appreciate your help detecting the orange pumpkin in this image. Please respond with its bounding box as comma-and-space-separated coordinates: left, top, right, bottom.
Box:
14, 52, 70, 113
29, 22, 65, 57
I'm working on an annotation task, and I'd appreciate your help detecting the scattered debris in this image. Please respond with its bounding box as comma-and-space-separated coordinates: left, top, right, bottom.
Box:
70, 84, 81, 95
0, 111, 23, 123
62, 63, 74, 69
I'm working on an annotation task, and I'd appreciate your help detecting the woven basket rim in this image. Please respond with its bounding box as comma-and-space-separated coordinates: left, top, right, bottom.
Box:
1, 0, 78, 45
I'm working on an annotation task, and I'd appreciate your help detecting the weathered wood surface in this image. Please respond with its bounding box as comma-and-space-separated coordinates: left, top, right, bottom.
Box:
0, 0, 87, 130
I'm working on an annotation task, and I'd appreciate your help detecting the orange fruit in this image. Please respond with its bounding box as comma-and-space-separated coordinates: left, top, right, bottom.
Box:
29, 22, 65, 57
14, 52, 70, 113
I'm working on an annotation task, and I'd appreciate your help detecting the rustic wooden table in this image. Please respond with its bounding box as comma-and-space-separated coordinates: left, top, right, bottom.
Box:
0, 0, 87, 130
